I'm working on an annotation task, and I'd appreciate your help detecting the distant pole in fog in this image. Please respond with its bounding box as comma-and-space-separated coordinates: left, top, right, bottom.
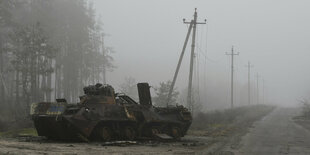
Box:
245, 61, 253, 105
256, 73, 260, 104
226, 46, 239, 108
263, 78, 265, 104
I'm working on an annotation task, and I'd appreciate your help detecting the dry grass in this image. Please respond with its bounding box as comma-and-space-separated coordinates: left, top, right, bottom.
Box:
301, 100, 310, 119
0, 128, 37, 138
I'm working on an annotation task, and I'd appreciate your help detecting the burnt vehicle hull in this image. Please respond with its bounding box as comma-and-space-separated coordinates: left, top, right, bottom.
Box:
33, 116, 79, 140
31, 83, 192, 141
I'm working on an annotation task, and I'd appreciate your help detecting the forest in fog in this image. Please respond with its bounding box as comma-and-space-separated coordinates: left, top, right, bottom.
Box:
0, 0, 272, 122
1, 1, 310, 153
0, 0, 113, 119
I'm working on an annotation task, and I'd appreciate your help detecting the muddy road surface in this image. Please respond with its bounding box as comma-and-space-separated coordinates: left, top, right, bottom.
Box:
222, 107, 310, 155
6, 106, 309, 155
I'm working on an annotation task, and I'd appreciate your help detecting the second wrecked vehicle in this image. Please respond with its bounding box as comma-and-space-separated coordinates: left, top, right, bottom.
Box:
30, 83, 192, 141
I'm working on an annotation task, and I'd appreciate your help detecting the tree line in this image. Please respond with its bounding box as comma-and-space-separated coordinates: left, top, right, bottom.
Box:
0, 0, 113, 118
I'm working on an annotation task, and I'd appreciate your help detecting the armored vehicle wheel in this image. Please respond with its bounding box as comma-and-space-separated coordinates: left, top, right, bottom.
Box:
124, 126, 136, 140
170, 127, 181, 140
151, 128, 160, 135
100, 127, 112, 141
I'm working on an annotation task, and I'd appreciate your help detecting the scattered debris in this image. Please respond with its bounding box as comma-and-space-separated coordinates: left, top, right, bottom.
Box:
154, 134, 173, 140
182, 142, 205, 147
101, 141, 137, 146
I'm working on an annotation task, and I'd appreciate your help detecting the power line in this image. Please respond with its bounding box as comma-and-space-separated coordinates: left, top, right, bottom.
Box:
195, 28, 200, 109
203, 22, 208, 106
194, 21, 208, 109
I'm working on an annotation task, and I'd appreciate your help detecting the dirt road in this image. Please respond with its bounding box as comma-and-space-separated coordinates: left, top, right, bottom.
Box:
0, 105, 278, 154
226, 107, 310, 155
0, 136, 212, 154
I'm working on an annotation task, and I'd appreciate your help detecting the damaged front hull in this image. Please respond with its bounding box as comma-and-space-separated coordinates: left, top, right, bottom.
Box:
33, 115, 80, 140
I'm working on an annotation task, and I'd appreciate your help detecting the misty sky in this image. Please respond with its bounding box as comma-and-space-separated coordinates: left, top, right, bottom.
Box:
94, 0, 310, 107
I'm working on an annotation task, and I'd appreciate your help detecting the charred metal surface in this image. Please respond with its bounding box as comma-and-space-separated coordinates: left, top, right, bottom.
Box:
137, 83, 152, 106
31, 83, 192, 142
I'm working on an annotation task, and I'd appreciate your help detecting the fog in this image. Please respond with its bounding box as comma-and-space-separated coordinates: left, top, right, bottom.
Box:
2, 1, 310, 153
1, 0, 309, 116
94, 0, 310, 108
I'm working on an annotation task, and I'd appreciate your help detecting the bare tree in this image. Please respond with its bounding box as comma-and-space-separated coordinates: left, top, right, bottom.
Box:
119, 77, 138, 101
153, 81, 179, 107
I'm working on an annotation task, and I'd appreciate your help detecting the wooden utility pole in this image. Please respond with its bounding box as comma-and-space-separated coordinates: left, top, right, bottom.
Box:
187, 9, 198, 112
262, 78, 265, 104
245, 61, 253, 105
256, 73, 260, 104
167, 8, 206, 113
226, 46, 239, 108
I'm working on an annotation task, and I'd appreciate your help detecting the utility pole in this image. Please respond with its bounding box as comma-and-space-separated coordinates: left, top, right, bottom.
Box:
167, 8, 206, 114
226, 46, 239, 108
256, 73, 260, 104
187, 9, 198, 113
245, 61, 253, 105
262, 78, 265, 104
185, 9, 206, 113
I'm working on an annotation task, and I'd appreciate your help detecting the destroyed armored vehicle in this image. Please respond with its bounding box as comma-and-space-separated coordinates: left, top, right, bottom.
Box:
30, 83, 192, 141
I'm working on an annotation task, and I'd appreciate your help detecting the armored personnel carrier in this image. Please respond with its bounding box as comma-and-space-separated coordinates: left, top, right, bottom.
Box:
30, 83, 192, 141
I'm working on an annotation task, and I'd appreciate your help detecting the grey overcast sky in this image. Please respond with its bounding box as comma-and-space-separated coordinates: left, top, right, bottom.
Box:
93, 0, 310, 107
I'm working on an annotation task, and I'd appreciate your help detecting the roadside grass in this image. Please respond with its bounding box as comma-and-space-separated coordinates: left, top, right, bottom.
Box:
292, 100, 310, 132
189, 104, 275, 137
0, 128, 37, 138
299, 100, 310, 119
